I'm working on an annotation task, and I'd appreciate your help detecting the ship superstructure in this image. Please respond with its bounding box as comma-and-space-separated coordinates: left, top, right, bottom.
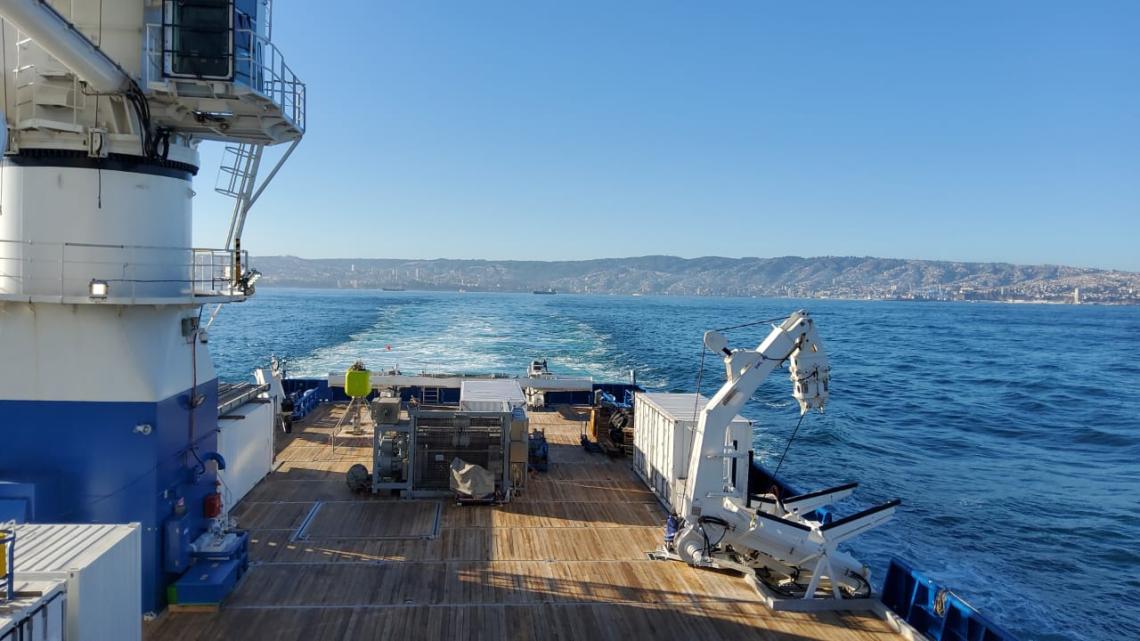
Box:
0, 0, 302, 613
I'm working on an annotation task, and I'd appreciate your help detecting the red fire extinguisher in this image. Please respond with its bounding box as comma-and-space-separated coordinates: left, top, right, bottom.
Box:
204, 481, 223, 518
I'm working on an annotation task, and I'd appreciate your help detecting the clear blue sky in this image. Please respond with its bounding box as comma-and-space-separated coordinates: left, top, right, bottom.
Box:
192, 1, 1140, 271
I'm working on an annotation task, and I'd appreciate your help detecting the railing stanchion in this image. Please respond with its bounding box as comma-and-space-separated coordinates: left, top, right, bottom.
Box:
58, 243, 65, 300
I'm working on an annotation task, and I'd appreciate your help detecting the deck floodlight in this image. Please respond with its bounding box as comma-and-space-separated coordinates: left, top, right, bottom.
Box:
89, 279, 109, 300
239, 269, 262, 295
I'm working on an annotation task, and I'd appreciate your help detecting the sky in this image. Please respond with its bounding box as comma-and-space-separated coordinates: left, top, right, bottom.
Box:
191, 1, 1140, 271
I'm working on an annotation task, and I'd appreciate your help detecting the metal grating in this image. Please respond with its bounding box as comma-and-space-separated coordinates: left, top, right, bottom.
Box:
413, 425, 503, 491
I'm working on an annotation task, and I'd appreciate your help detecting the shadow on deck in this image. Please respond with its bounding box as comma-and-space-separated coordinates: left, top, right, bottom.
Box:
144, 403, 901, 641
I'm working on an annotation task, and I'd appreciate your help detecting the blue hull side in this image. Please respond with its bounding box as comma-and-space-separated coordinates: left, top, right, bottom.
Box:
0, 380, 220, 612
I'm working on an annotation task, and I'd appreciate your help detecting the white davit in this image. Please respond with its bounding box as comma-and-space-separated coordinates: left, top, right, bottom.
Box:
654, 311, 900, 601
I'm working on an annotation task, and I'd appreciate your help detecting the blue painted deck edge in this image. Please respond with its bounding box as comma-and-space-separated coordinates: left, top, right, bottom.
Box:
281, 376, 642, 410
882, 557, 1021, 641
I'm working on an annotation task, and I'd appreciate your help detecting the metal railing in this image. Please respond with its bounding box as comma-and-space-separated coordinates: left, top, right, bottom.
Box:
12, 46, 90, 131
0, 239, 250, 303
234, 28, 306, 131
142, 23, 306, 133
143, 23, 164, 85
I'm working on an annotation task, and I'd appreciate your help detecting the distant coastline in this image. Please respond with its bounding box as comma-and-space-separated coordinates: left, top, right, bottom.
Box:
251, 254, 1140, 305
255, 285, 1138, 307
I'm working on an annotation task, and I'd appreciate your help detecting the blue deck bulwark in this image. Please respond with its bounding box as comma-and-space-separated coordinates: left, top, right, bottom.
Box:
881, 557, 1019, 641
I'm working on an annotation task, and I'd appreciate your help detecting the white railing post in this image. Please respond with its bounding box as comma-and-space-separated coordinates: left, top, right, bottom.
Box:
58, 242, 65, 300
129, 244, 137, 303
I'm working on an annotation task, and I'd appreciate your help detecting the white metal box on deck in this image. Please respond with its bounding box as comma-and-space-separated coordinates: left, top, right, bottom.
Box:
0, 580, 65, 641
217, 399, 274, 507
459, 380, 526, 412
633, 392, 753, 514
14, 523, 141, 641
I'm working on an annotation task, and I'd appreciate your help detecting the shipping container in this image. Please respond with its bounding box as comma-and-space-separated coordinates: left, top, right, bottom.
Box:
0, 580, 65, 641
14, 524, 141, 641
218, 399, 275, 507
633, 392, 753, 515
459, 380, 526, 412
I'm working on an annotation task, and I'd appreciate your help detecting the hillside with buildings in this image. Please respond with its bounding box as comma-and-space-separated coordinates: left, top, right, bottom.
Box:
251, 255, 1140, 304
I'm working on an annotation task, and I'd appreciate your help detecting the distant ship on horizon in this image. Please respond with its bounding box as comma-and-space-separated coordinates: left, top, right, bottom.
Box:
533, 288, 556, 295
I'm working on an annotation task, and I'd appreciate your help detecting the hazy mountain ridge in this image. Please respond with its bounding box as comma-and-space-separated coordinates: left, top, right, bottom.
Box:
251, 255, 1140, 303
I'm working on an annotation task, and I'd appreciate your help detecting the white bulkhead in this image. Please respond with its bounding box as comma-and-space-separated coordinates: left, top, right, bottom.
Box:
0, 162, 196, 301
0, 303, 212, 403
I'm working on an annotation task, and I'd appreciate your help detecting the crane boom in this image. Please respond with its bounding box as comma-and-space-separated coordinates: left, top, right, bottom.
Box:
680, 311, 829, 519
0, 0, 131, 93
659, 310, 899, 601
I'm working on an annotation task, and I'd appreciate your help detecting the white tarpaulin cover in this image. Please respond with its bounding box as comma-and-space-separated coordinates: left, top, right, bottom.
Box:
450, 458, 495, 498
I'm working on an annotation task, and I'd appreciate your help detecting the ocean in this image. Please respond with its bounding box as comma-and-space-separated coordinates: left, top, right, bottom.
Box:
207, 289, 1140, 641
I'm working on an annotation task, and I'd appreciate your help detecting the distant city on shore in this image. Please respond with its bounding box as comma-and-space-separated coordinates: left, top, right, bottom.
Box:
252, 255, 1140, 305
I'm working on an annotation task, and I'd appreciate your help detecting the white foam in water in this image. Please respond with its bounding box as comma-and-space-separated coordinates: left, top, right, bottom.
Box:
212, 290, 1140, 641
286, 294, 653, 383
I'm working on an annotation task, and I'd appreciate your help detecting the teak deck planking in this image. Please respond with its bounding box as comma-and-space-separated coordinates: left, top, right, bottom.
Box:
144, 403, 903, 641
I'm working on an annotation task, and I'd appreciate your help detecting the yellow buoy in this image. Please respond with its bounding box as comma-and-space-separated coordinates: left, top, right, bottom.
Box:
345, 368, 370, 399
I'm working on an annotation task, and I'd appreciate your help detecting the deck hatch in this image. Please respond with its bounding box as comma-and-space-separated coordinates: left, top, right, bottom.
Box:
294, 501, 442, 541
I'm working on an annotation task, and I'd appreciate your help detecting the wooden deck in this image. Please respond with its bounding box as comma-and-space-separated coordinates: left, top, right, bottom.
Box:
144, 404, 905, 641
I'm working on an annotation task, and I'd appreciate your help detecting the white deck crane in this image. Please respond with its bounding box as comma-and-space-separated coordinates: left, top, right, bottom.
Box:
663, 310, 900, 600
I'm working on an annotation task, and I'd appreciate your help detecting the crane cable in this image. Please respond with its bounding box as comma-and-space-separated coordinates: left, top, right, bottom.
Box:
771, 411, 807, 477
714, 315, 789, 333
689, 315, 786, 448
688, 314, 812, 481
686, 345, 708, 473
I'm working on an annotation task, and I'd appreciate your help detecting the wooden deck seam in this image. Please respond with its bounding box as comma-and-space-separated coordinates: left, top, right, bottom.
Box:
246, 558, 674, 567
144, 404, 905, 641
247, 526, 658, 532
205, 597, 788, 611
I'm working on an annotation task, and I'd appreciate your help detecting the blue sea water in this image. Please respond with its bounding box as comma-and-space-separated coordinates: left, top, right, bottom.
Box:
208, 289, 1140, 641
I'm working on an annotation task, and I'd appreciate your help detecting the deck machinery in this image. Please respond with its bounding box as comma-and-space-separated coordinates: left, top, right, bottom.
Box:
655, 311, 900, 601
584, 388, 634, 456
369, 388, 530, 501
0, 0, 304, 612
